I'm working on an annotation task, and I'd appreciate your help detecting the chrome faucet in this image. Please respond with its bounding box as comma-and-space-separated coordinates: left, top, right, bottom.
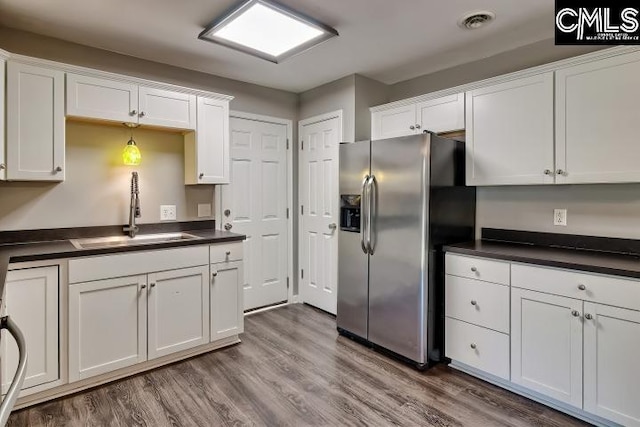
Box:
123, 171, 141, 238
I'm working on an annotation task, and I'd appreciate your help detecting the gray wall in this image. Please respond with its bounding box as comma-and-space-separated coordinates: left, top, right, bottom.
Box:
298, 75, 355, 141
354, 75, 388, 141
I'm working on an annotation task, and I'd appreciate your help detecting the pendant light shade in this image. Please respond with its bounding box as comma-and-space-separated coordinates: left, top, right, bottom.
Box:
123, 138, 141, 166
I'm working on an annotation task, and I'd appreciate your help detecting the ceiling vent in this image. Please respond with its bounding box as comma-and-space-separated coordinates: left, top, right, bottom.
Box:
458, 11, 495, 30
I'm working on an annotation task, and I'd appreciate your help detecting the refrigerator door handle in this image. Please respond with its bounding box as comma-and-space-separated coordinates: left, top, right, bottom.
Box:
367, 175, 377, 255
360, 175, 370, 254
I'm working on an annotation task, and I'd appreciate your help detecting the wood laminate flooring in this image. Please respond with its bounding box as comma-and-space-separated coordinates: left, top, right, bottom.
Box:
9, 304, 587, 426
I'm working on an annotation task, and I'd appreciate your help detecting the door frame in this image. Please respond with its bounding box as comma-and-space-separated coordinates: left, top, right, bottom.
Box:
216, 110, 294, 305
297, 109, 343, 307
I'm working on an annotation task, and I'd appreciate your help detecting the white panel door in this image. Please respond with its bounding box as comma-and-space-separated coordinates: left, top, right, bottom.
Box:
221, 116, 288, 310
211, 261, 244, 341
147, 266, 209, 359
1, 266, 58, 393
66, 73, 139, 123
299, 115, 340, 314
138, 86, 196, 130
584, 302, 640, 426
556, 51, 640, 184
416, 92, 465, 134
371, 104, 416, 140
0, 57, 5, 180
6, 61, 65, 181
69, 275, 147, 381
466, 72, 555, 185
511, 288, 583, 408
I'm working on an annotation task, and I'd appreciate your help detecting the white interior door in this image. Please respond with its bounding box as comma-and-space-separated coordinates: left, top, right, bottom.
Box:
299, 112, 341, 314
221, 115, 289, 311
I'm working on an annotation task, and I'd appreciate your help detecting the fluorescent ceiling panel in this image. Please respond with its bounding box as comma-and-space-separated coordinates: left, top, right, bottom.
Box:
199, 0, 338, 63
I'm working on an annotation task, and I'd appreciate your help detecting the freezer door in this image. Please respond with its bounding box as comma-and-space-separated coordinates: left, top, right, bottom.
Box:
368, 135, 430, 364
337, 141, 370, 339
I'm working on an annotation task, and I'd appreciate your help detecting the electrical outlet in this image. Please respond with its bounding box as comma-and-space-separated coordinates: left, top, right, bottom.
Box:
160, 205, 177, 221
197, 203, 212, 218
554, 209, 567, 226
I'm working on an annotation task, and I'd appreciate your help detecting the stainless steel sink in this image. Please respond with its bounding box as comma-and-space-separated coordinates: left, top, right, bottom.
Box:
70, 232, 201, 250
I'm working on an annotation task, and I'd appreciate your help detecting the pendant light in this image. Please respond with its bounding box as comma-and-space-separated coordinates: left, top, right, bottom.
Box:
122, 123, 142, 166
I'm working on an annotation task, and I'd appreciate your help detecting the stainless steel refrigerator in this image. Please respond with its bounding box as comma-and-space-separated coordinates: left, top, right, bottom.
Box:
337, 132, 475, 369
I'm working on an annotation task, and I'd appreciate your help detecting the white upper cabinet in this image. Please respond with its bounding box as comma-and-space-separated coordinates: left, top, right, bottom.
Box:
371, 92, 465, 140
138, 86, 196, 130
184, 96, 230, 184
583, 303, 640, 426
371, 104, 417, 140
6, 61, 65, 181
556, 51, 640, 184
416, 92, 464, 134
465, 72, 554, 186
66, 73, 139, 123
66, 74, 196, 130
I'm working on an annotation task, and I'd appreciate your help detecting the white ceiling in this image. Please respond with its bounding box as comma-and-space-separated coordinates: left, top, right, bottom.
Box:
0, 0, 554, 92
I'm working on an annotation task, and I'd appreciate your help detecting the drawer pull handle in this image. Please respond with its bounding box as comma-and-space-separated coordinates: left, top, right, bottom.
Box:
571, 310, 580, 317
470, 267, 477, 273
578, 284, 586, 291
470, 300, 477, 306
584, 313, 593, 320
470, 343, 477, 350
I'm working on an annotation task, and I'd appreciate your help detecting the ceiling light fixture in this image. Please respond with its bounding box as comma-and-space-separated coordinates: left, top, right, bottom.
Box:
457, 11, 496, 30
198, 0, 338, 63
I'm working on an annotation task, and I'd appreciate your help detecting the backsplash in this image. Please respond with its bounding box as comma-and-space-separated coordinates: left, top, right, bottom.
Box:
0, 121, 215, 231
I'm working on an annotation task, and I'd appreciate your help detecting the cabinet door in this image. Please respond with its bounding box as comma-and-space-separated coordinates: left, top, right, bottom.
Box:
511, 288, 583, 407
138, 86, 196, 130
66, 73, 138, 123
371, 104, 417, 140
0, 58, 5, 180
584, 302, 640, 426
184, 97, 230, 184
147, 266, 209, 359
1, 266, 59, 393
466, 73, 554, 185
69, 275, 147, 382
211, 261, 244, 341
416, 93, 464, 134
556, 51, 640, 184
6, 62, 65, 181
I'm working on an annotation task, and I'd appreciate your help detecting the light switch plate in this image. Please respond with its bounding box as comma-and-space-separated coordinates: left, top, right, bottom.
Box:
198, 203, 212, 218
160, 205, 177, 221
554, 209, 567, 226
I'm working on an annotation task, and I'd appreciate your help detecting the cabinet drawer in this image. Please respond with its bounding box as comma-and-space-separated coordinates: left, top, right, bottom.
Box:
446, 253, 510, 285
445, 275, 509, 333
210, 242, 243, 264
511, 263, 640, 311
445, 317, 510, 380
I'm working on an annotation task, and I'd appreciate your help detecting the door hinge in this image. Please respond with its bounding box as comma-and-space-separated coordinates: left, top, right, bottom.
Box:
286, 277, 290, 289
301, 205, 304, 215
301, 140, 304, 150
286, 138, 289, 150
286, 208, 290, 219
301, 269, 304, 279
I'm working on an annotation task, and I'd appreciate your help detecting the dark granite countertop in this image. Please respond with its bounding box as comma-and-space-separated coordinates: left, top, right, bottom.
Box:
444, 229, 640, 280
0, 221, 245, 302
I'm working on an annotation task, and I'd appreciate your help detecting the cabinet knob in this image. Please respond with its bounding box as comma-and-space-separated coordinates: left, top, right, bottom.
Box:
409, 125, 415, 130
55, 166, 63, 172
224, 223, 233, 231
571, 310, 580, 317
556, 169, 565, 176
130, 110, 137, 116
225, 251, 231, 256
150, 283, 156, 288
578, 284, 586, 291
470, 300, 477, 306
224, 209, 231, 217
584, 313, 593, 320
470, 343, 477, 350
0, 163, 5, 170
544, 169, 552, 175
140, 284, 147, 290
212, 271, 218, 278
139, 111, 146, 118
415, 124, 421, 129
470, 267, 477, 273
199, 173, 204, 179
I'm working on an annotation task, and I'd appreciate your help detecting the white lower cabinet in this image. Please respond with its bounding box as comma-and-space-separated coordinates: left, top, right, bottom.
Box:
1, 266, 59, 394
147, 266, 209, 359
510, 288, 583, 407
583, 303, 640, 426
210, 261, 244, 341
69, 275, 147, 382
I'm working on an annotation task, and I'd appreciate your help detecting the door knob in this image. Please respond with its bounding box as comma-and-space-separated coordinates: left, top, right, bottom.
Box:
224, 223, 233, 231
328, 223, 337, 231
224, 209, 231, 217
